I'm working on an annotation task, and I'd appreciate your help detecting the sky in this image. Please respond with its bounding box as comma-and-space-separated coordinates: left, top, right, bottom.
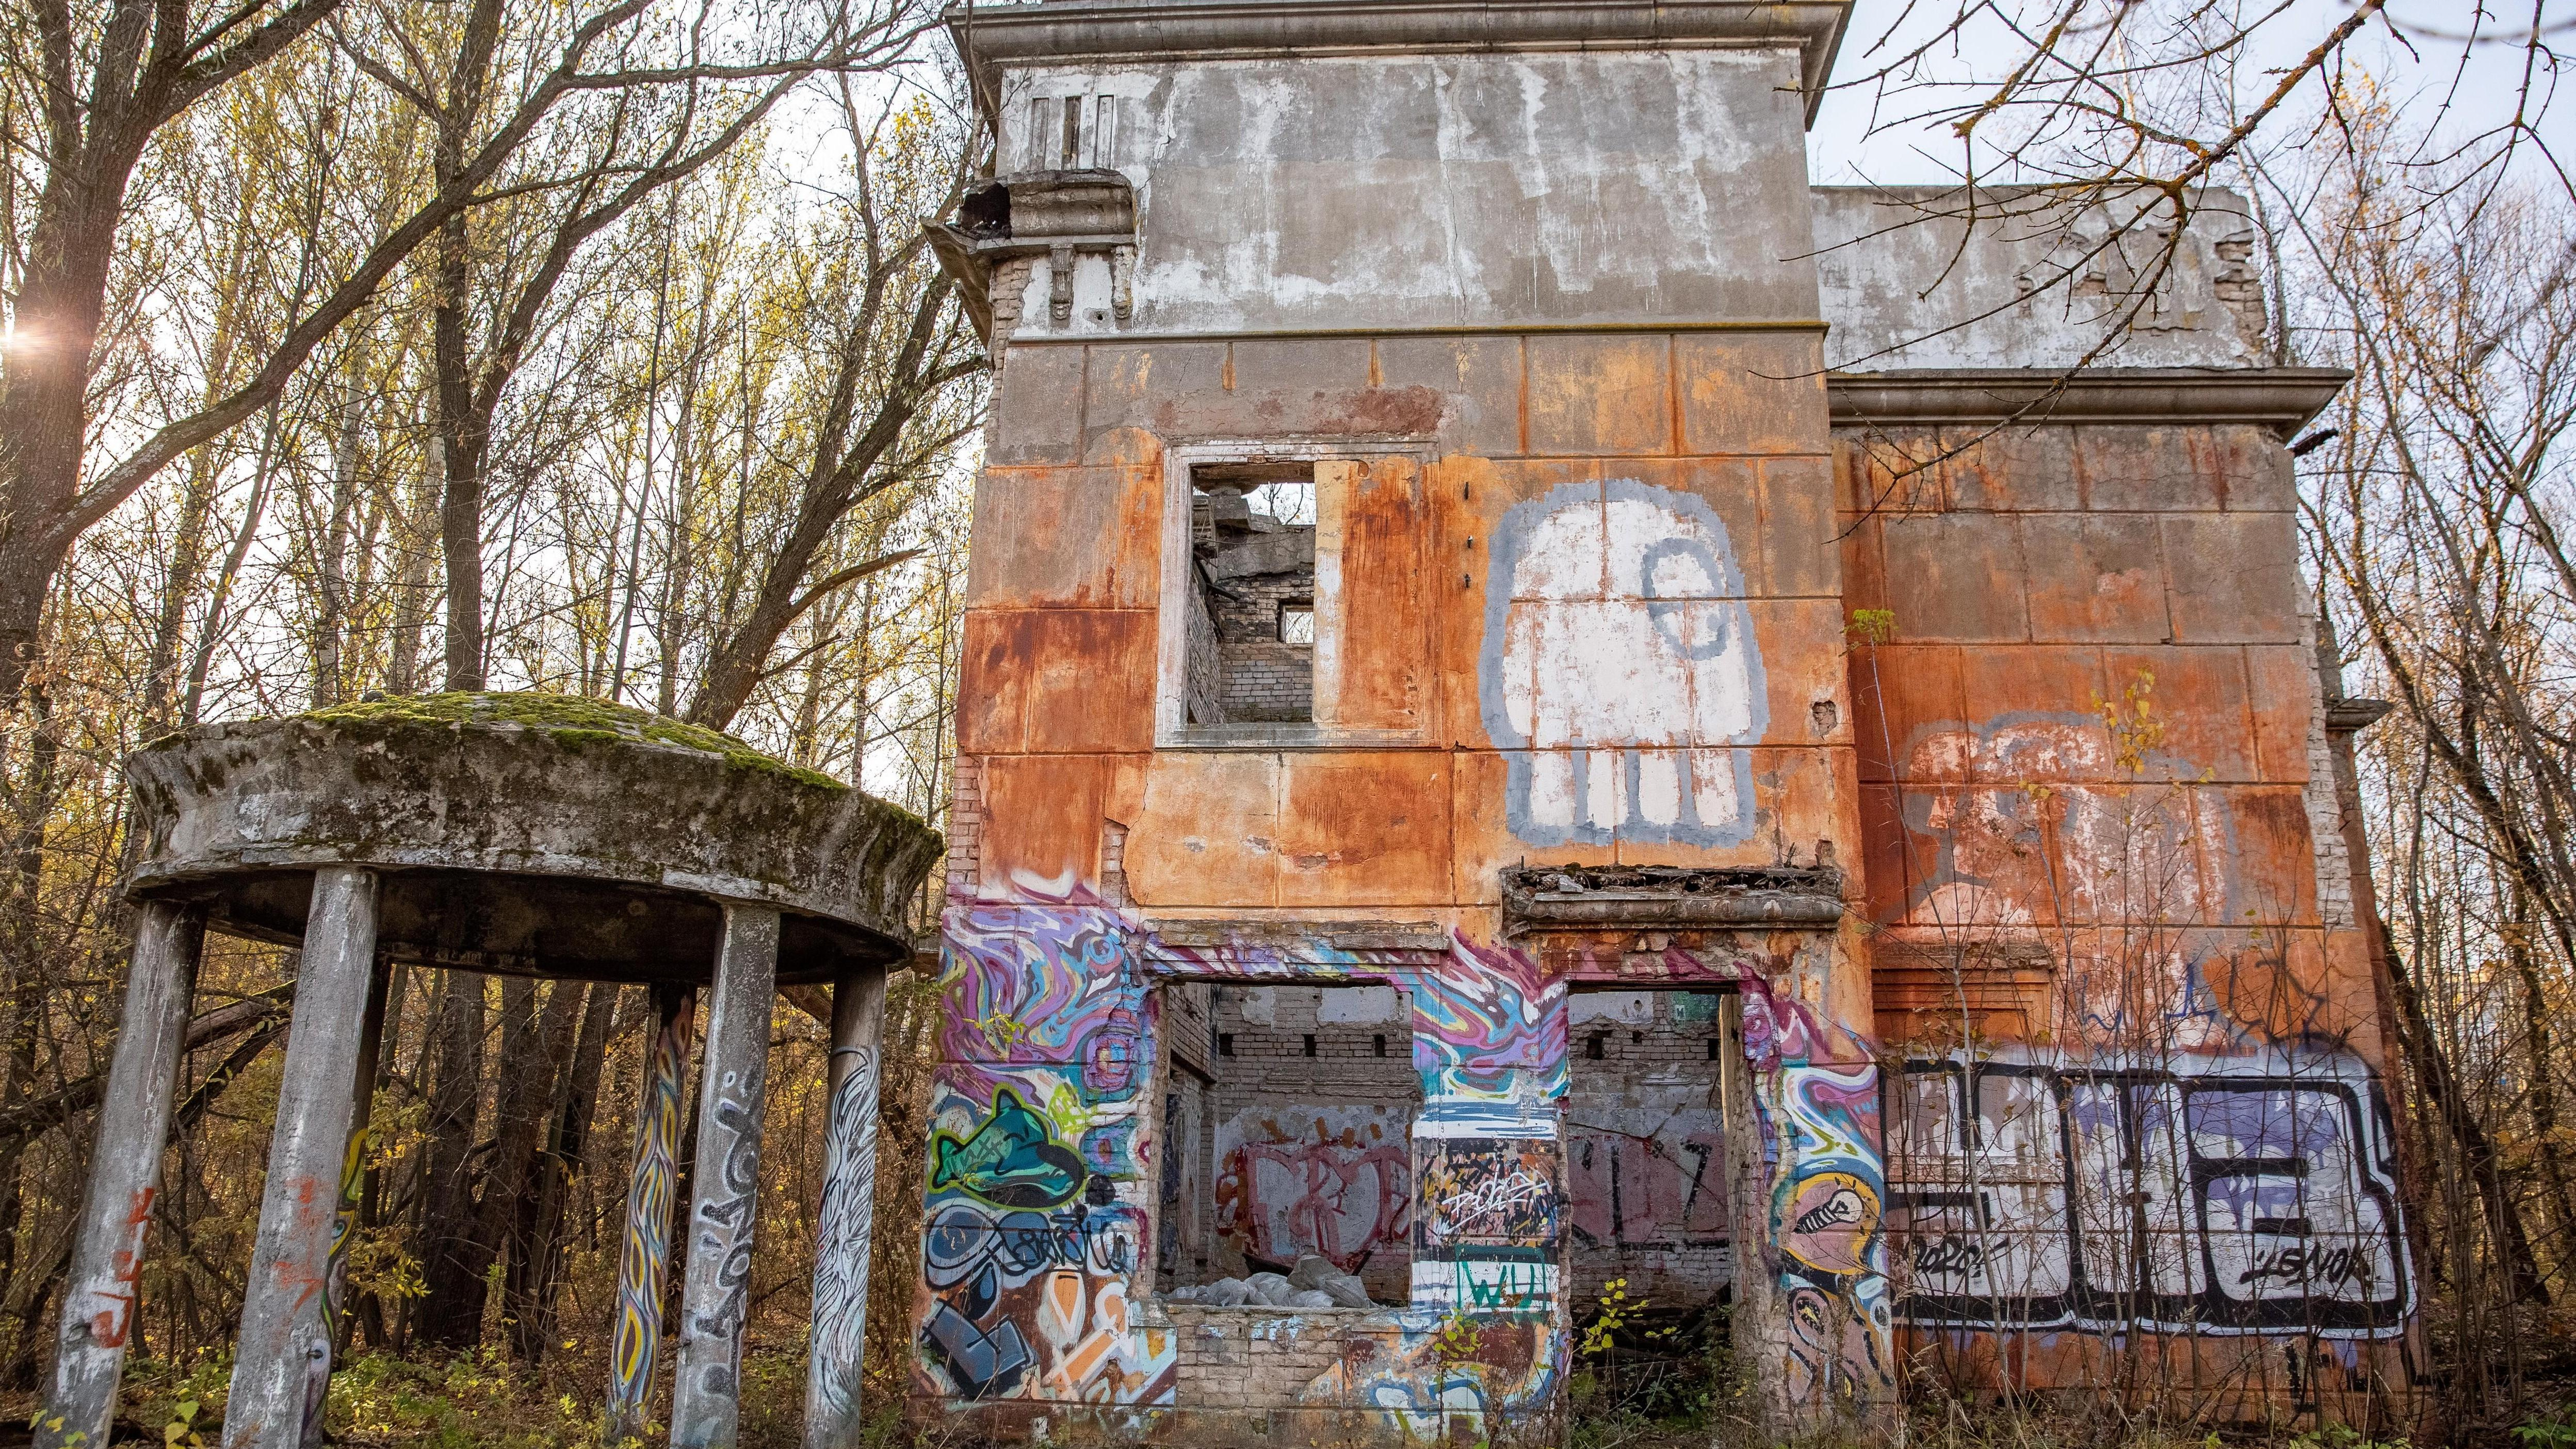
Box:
1807, 0, 2576, 186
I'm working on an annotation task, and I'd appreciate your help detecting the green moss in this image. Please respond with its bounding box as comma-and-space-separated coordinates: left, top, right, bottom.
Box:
301, 691, 849, 791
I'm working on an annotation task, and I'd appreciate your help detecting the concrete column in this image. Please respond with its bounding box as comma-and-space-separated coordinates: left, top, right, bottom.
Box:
669, 904, 781, 1449
40, 901, 205, 1449
225, 866, 380, 1449
605, 982, 698, 1446
802, 962, 888, 1449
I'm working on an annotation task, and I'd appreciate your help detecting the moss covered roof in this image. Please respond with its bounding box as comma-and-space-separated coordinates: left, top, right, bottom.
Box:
300, 691, 849, 792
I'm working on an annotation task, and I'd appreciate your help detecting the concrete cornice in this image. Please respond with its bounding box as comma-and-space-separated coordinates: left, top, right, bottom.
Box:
1828, 367, 2351, 439
944, 0, 1851, 126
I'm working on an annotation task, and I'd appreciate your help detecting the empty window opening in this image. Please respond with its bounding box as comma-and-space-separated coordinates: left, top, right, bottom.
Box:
1152, 982, 1418, 1310
1566, 989, 1737, 1330
1184, 463, 1326, 726
1246, 479, 1316, 525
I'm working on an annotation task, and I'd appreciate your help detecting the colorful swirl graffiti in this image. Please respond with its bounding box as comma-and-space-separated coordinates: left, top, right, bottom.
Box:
923, 895, 1898, 1429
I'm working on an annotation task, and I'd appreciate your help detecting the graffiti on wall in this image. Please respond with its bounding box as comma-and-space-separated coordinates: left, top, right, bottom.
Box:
1213, 1105, 1412, 1275
1481, 479, 1769, 848
1301, 1316, 1559, 1437
1770, 1057, 1892, 1403
919, 902, 1176, 1408
1886, 1050, 2411, 1337
927, 893, 1900, 1424
1565, 1114, 1731, 1257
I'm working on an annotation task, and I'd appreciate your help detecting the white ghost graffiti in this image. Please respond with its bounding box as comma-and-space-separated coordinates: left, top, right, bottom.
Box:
1481, 480, 1767, 846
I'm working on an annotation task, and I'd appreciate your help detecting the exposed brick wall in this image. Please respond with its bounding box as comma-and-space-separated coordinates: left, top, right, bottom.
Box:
1563, 991, 1735, 1311
1211, 569, 1315, 722
943, 754, 984, 900
1182, 567, 1228, 725
1156, 1306, 1383, 1411
2210, 227, 2269, 358
1157, 984, 1419, 1303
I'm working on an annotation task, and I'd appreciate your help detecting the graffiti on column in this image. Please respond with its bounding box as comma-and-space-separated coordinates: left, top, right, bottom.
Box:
687, 1081, 764, 1404
1413, 1137, 1563, 1316
1481, 479, 1769, 848
296, 1117, 376, 1446
608, 994, 692, 1431
809, 1043, 882, 1428
1732, 976, 1894, 1405
1213, 1105, 1411, 1274
1886, 1050, 2412, 1337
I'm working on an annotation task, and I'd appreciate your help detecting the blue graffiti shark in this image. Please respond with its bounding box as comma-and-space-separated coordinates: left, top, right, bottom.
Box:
930, 1087, 1088, 1209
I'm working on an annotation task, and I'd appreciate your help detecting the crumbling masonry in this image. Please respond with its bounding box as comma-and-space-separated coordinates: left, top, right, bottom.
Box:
921, 0, 2415, 1440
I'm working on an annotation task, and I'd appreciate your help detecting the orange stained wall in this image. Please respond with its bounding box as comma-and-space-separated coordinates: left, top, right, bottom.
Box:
955, 328, 1865, 939
1839, 420, 2381, 1062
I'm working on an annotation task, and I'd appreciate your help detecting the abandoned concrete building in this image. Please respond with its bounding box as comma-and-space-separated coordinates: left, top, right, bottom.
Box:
919, 0, 2413, 1438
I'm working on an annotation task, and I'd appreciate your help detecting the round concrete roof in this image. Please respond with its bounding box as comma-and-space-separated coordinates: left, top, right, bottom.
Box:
124, 693, 945, 985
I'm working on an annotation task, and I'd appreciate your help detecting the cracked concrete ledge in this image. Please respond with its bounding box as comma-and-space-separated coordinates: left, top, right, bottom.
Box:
1827, 368, 2352, 439
945, 0, 1850, 123
1501, 863, 1846, 930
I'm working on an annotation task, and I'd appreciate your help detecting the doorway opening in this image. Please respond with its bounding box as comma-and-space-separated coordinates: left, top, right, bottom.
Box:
1564, 986, 1741, 1418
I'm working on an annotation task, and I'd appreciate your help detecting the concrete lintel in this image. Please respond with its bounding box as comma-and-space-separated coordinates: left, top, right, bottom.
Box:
1142, 918, 1453, 958
945, 0, 1850, 126
1828, 366, 2351, 440
1502, 864, 1845, 930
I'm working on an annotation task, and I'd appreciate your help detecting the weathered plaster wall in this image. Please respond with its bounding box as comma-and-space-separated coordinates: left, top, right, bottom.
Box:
1812, 188, 2266, 370
928, 0, 2407, 1433
997, 52, 1822, 336
936, 316, 1888, 1436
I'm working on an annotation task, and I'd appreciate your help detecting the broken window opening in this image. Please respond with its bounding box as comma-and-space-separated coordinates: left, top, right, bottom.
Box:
1151, 981, 1417, 1311
1184, 462, 1326, 726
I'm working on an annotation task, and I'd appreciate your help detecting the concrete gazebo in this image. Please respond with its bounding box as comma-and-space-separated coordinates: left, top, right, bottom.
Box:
41, 694, 943, 1449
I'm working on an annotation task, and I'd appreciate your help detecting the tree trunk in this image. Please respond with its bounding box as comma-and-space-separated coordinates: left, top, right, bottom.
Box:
411, 969, 489, 1348
507, 982, 615, 1363
472, 979, 578, 1356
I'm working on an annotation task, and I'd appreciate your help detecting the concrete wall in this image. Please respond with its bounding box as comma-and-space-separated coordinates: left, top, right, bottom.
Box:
1839, 419, 2418, 1418
1811, 187, 2267, 370
997, 51, 1822, 337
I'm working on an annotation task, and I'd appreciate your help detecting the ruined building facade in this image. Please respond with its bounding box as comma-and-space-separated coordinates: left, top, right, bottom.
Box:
919, 0, 2413, 1438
